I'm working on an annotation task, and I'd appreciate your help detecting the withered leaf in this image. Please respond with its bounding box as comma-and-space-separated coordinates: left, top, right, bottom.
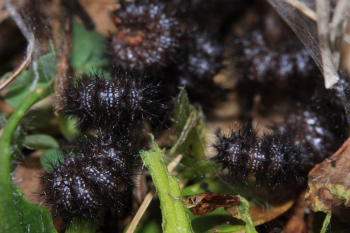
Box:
182, 192, 240, 216
306, 138, 350, 213
226, 200, 294, 226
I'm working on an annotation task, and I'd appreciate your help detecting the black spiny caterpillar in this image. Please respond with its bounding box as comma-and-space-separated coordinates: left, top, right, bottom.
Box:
172, 0, 254, 36
234, 29, 319, 89
279, 94, 348, 170
214, 127, 307, 194
233, 26, 322, 121
180, 32, 223, 80
167, 31, 227, 109
110, 0, 182, 71
42, 135, 137, 220
215, 94, 348, 199
64, 73, 164, 132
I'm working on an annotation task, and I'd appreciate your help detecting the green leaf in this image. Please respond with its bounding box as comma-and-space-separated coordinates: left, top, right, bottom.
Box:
40, 149, 64, 172
23, 108, 55, 131
23, 134, 59, 150
236, 197, 258, 233
58, 115, 79, 139
180, 160, 221, 179
181, 178, 237, 197
134, 219, 162, 233
173, 88, 192, 134
189, 208, 239, 233
66, 219, 97, 233
4, 53, 56, 108
170, 89, 207, 178
208, 224, 245, 233
1, 190, 57, 233
0, 87, 56, 233
72, 21, 109, 75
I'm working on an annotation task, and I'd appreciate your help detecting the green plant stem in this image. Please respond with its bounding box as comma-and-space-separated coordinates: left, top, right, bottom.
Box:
0, 87, 48, 178
0, 86, 55, 233
320, 213, 331, 233
141, 137, 193, 233
238, 197, 258, 233
169, 110, 197, 155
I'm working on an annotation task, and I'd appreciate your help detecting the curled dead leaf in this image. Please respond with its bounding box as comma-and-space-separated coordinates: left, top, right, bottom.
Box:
182, 192, 294, 226
226, 199, 294, 226
306, 138, 350, 213
182, 192, 240, 216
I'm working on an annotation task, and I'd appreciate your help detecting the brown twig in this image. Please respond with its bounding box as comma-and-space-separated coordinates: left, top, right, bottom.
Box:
0, 0, 37, 91
0, 1, 9, 23
285, 0, 317, 21
52, 0, 73, 113
126, 192, 153, 233
125, 154, 183, 233
63, 0, 95, 30
0, 41, 34, 91
330, 0, 350, 65
316, 0, 339, 88
283, 193, 308, 233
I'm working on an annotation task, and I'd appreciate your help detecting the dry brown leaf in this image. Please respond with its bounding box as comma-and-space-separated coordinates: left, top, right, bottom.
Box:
283, 193, 307, 233
182, 192, 241, 216
13, 156, 43, 204
242, 200, 294, 226
306, 138, 350, 213
80, 0, 118, 35
0, 0, 9, 23
183, 192, 294, 226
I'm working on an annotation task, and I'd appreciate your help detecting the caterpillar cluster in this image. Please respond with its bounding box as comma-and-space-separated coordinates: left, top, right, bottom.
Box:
214, 94, 348, 200
40, 0, 350, 226
42, 71, 163, 221
109, 0, 232, 109
43, 0, 244, 221
233, 8, 322, 120
215, 3, 349, 200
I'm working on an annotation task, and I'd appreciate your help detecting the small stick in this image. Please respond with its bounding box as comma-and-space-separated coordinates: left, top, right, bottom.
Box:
1, 0, 36, 91
169, 111, 197, 155
0, 41, 34, 91
329, 0, 350, 61
285, 0, 317, 21
316, 0, 340, 88
125, 154, 183, 233
52, 0, 73, 113
125, 192, 153, 233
